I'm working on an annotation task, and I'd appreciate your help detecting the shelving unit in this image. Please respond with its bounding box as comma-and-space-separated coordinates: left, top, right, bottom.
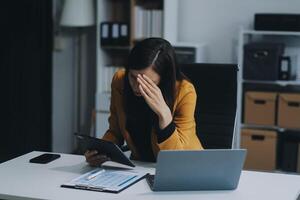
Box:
237, 29, 300, 172
236, 29, 300, 146
95, 0, 179, 137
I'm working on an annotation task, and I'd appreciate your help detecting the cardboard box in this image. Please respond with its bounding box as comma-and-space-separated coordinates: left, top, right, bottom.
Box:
277, 93, 300, 129
241, 128, 277, 171
244, 92, 277, 125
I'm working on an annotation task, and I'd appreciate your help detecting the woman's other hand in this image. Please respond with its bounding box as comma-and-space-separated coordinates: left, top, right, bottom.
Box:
84, 150, 110, 167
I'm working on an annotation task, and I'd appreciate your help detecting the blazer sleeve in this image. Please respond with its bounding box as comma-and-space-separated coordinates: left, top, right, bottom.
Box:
157, 83, 202, 150
101, 72, 124, 146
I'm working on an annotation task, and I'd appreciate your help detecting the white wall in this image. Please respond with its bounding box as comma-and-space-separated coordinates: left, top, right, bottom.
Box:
177, 0, 300, 63
52, 34, 75, 153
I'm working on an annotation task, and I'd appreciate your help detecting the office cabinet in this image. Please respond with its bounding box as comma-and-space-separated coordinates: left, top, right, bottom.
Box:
237, 30, 300, 173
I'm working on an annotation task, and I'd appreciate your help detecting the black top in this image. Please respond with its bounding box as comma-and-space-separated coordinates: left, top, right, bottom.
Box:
125, 79, 175, 162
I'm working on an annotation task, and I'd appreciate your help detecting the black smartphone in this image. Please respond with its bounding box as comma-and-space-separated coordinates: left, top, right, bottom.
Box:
29, 153, 61, 164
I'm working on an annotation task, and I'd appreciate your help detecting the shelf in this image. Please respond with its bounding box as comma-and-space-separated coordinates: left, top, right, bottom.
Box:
241, 124, 282, 131
135, 0, 163, 9
242, 30, 300, 37
243, 80, 300, 86
272, 170, 300, 175
132, 38, 147, 43
101, 46, 131, 50
245, 169, 299, 175
241, 124, 300, 132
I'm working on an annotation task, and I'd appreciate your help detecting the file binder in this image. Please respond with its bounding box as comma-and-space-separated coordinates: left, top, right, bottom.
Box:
279, 56, 291, 80
100, 22, 111, 46
111, 23, 119, 45
119, 22, 130, 46
61, 168, 147, 193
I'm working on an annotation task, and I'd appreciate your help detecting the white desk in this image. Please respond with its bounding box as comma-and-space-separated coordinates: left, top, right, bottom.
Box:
0, 151, 300, 200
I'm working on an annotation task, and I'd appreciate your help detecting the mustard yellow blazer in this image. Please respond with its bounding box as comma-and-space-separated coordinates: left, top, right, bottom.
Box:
102, 70, 203, 160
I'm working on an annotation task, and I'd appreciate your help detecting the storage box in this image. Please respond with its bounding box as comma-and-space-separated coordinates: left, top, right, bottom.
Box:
277, 93, 300, 129
278, 130, 300, 172
241, 129, 277, 171
244, 92, 277, 125
243, 42, 284, 80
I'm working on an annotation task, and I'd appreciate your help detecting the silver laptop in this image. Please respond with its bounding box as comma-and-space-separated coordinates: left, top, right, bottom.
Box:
146, 149, 246, 191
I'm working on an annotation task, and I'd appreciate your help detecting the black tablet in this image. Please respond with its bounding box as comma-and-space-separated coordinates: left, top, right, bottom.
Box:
76, 134, 135, 167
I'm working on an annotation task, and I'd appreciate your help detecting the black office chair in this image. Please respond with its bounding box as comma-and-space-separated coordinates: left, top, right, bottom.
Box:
181, 63, 238, 149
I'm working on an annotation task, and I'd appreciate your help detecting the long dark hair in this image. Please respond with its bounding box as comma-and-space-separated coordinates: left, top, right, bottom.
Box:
124, 38, 187, 113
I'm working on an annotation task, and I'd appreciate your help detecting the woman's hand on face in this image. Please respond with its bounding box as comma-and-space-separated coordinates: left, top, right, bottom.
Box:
84, 150, 110, 167
137, 74, 172, 129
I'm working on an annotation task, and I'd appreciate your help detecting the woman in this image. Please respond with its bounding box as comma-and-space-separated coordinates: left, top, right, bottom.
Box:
85, 38, 203, 166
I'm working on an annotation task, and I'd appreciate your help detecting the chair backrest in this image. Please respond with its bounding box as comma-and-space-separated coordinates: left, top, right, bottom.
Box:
181, 63, 238, 149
